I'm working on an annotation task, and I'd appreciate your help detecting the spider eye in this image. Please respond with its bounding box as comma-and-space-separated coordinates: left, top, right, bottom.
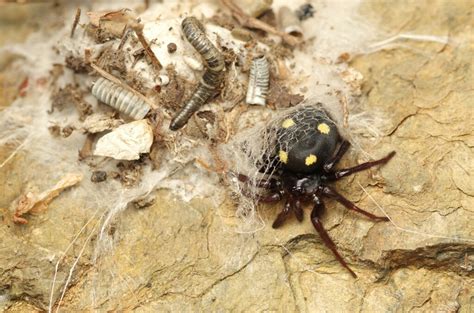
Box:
291, 184, 305, 195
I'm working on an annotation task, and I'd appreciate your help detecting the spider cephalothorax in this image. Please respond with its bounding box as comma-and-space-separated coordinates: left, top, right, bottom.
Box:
237, 106, 395, 278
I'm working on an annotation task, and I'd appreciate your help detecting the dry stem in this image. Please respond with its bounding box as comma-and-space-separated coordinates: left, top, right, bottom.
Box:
70, 8, 81, 38
220, 0, 302, 47
131, 22, 163, 72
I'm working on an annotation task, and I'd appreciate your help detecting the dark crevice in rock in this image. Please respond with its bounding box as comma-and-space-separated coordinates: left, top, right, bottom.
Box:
379, 243, 474, 276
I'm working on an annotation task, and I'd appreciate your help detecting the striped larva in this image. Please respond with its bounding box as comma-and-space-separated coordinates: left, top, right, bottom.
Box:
169, 16, 225, 131
246, 56, 269, 106
91, 77, 151, 120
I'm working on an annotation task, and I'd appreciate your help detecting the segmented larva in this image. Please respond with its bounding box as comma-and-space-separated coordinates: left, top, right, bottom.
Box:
92, 78, 151, 120
169, 16, 225, 131
246, 56, 269, 106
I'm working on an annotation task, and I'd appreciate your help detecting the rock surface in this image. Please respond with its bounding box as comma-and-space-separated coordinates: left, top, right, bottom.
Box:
0, 0, 473, 312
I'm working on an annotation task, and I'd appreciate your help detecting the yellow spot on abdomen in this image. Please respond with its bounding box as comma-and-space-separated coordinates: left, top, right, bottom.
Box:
279, 150, 288, 164
317, 123, 330, 134
305, 154, 317, 166
281, 119, 295, 128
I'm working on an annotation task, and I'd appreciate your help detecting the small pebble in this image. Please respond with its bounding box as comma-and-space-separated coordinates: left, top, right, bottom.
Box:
167, 43, 177, 53
91, 170, 107, 183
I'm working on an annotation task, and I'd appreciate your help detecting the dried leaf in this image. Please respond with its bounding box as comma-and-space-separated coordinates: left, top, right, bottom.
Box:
82, 114, 124, 134
86, 9, 135, 38
93, 120, 154, 160
13, 173, 83, 224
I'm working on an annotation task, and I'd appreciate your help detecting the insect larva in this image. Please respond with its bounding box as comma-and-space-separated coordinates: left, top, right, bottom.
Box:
92, 77, 151, 120
169, 16, 225, 131
246, 56, 269, 106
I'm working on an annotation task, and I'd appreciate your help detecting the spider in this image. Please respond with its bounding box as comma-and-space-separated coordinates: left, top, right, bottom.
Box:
236, 106, 395, 278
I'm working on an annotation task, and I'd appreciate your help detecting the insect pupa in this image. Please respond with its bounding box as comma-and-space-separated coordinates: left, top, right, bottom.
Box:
169, 16, 225, 131
246, 56, 269, 106
91, 77, 151, 120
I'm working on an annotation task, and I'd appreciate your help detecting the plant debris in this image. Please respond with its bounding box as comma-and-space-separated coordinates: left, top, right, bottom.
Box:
78, 133, 96, 160
48, 124, 75, 138
267, 75, 304, 108
65, 54, 90, 73
96, 47, 127, 75
111, 160, 144, 187
93, 119, 154, 160
86, 9, 134, 43
220, 0, 302, 46
81, 114, 124, 134
12, 173, 83, 224
70, 8, 81, 38
50, 84, 93, 121
155, 65, 189, 112
131, 22, 163, 72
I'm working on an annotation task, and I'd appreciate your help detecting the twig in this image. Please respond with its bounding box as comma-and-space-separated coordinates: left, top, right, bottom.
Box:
220, 0, 302, 46
341, 95, 349, 129
84, 48, 92, 64
118, 26, 131, 50
131, 22, 163, 72
78, 133, 96, 160
70, 8, 81, 38
89, 62, 157, 109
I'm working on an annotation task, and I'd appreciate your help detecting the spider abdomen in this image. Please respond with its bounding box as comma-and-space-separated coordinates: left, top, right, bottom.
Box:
276, 106, 339, 174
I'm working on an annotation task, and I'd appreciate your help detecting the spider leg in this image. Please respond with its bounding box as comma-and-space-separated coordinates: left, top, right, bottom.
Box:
272, 199, 293, 228
326, 151, 396, 181
258, 192, 283, 203
311, 197, 357, 278
322, 186, 388, 221
323, 140, 351, 172
240, 187, 282, 202
233, 172, 279, 189
293, 198, 304, 222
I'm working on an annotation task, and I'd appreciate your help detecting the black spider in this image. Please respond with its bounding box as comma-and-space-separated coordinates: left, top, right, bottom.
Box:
237, 106, 395, 278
